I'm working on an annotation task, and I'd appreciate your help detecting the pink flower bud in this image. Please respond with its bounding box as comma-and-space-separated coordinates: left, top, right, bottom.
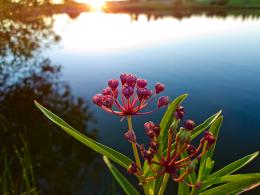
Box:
102, 87, 113, 96
108, 79, 119, 91
92, 94, 103, 107
127, 163, 138, 174
124, 130, 136, 143
155, 82, 165, 94
203, 131, 216, 149
137, 88, 152, 100
174, 106, 185, 119
122, 86, 134, 99
144, 121, 155, 131
157, 96, 169, 108
120, 73, 128, 85
137, 79, 147, 88
184, 120, 195, 131
126, 74, 137, 87
102, 95, 114, 108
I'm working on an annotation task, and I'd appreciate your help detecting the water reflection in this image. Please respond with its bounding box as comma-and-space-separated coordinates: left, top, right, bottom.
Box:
0, 3, 101, 194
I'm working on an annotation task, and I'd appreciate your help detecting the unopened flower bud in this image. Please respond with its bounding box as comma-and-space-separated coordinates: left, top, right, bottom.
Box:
127, 163, 138, 174
187, 144, 196, 155
155, 82, 165, 94
122, 86, 134, 99
137, 88, 152, 100
102, 87, 113, 96
108, 79, 119, 91
92, 94, 103, 107
203, 131, 216, 149
102, 95, 114, 108
184, 120, 195, 131
120, 73, 128, 85
157, 96, 169, 108
174, 106, 185, 119
126, 74, 137, 87
137, 79, 147, 88
124, 130, 136, 143
144, 121, 155, 131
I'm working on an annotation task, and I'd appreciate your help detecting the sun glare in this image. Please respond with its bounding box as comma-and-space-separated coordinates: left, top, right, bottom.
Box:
76, 0, 106, 10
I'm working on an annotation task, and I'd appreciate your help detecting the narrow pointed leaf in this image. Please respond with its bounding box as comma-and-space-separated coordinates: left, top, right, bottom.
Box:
209, 151, 259, 178
199, 174, 260, 195
201, 173, 260, 191
198, 116, 223, 181
159, 94, 188, 152
191, 110, 222, 139
103, 156, 140, 195
35, 101, 132, 168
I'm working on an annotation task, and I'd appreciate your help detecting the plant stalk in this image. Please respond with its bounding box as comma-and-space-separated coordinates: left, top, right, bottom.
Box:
127, 116, 142, 170
127, 116, 150, 195
158, 173, 170, 195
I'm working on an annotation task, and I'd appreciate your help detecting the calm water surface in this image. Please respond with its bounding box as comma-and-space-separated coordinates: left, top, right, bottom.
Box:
1, 10, 260, 194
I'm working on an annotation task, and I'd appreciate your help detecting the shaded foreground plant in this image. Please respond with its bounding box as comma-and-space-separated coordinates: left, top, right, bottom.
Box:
0, 135, 37, 194
35, 73, 260, 194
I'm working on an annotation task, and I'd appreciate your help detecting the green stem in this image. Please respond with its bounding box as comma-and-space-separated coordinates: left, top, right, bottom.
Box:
158, 173, 170, 195
127, 116, 142, 170
127, 116, 150, 195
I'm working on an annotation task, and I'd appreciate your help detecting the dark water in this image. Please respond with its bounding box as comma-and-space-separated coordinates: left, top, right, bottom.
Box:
1, 6, 260, 194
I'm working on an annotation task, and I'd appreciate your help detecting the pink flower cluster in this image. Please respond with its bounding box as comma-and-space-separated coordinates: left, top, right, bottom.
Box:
92, 73, 169, 116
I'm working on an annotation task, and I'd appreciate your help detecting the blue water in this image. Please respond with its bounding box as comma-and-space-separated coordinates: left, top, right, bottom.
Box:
46, 13, 260, 194
1, 11, 260, 194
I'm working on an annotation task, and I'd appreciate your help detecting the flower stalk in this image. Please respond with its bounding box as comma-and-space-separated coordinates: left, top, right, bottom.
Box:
127, 116, 142, 171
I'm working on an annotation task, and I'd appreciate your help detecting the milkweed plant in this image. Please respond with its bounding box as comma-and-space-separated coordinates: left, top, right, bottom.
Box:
35, 73, 260, 195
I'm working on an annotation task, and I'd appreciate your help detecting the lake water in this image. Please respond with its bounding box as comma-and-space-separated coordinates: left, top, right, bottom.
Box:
1, 10, 260, 194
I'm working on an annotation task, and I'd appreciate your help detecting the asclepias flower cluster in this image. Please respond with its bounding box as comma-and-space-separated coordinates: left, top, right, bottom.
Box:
92, 73, 216, 191
92, 73, 169, 116
35, 73, 259, 195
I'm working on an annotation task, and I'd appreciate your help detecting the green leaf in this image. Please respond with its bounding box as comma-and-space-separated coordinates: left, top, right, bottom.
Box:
209, 151, 259, 178
34, 101, 132, 168
103, 156, 140, 195
159, 94, 188, 152
198, 116, 223, 181
199, 174, 260, 195
201, 173, 260, 191
191, 110, 222, 140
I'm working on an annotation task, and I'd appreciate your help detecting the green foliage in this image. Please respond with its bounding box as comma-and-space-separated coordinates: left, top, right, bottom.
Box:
159, 93, 188, 152
0, 136, 37, 194
34, 101, 132, 169
103, 156, 140, 195
209, 151, 259, 178
200, 174, 260, 195
35, 94, 259, 195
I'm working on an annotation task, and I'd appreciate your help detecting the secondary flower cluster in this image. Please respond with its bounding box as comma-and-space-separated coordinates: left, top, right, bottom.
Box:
92, 73, 169, 116
125, 105, 216, 187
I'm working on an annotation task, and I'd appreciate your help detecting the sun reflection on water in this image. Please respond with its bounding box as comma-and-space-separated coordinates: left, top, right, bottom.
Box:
52, 12, 260, 54
76, 0, 106, 10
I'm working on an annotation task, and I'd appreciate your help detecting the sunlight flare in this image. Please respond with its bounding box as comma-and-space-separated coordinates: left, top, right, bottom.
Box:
76, 0, 106, 10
